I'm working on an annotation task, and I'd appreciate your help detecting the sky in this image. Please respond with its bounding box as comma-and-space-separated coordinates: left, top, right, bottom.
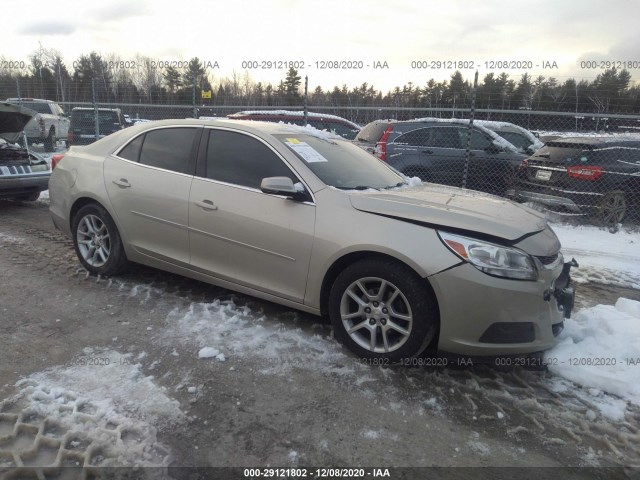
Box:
2, 0, 640, 93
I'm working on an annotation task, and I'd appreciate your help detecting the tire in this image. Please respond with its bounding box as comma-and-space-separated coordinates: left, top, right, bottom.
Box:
72, 203, 129, 276
329, 258, 438, 363
592, 190, 626, 227
44, 128, 56, 152
10, 191, 40, 201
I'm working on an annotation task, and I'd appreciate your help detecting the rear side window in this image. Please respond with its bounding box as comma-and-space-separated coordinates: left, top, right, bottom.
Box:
138, 128, 197, 174
395, 126, 462, 149
206, 129, 295, 189
118, 134, 144, 162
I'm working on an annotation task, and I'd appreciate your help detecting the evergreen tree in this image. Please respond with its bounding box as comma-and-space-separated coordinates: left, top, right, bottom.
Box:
283, 68, 301, 102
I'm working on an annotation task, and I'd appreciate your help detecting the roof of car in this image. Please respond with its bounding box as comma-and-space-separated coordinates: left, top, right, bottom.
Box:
77, 118, 347, 153
72, 107, 122, 112
5, 98, 55, 103
228, 110, 361, 128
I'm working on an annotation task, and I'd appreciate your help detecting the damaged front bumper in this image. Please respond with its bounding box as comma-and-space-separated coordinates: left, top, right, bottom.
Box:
430, 255, 578, 356
544, 258, 578, 336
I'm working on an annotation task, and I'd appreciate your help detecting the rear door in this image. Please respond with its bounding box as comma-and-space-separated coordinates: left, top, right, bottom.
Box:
188, 128, 316, 302
388, 126, 465, 186
104, 126, 200, 265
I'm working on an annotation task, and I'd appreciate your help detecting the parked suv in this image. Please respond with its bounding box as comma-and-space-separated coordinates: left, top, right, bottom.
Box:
354, 118, 528, 196
510, 136, 640, 225
0, 103, 51, 201
67, 108, 126, 146
228, 110, 361, 139
5, 98, 69, 152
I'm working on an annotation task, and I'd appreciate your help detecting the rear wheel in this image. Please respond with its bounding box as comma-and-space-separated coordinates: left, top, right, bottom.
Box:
329, 258, 438, 363
592, 191, 626, 227
72, 203, 129, 276
44, 127, 56, 152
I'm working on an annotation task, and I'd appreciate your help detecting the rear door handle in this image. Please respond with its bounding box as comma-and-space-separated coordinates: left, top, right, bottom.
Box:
422, 149, 434, 154
194, 199, 218, 211
112, 178, 131, 188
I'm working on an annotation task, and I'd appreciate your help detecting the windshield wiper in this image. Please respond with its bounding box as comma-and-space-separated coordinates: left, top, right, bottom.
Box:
383, 182, 407, 189
335, 185, 379, 191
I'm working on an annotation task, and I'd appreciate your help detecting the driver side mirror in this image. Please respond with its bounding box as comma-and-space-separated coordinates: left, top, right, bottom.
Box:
260, 176, 307, 201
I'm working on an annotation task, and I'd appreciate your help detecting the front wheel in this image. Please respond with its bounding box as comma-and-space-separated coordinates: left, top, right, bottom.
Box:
329, 258, 438, 363
72, 203, 129, 276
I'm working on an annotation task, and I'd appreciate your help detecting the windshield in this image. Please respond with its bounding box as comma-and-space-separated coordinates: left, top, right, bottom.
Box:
274, 134, 405, 190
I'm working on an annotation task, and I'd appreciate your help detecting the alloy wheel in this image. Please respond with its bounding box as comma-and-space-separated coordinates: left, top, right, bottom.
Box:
339, 277, 413, 353
76, 214, 111, 267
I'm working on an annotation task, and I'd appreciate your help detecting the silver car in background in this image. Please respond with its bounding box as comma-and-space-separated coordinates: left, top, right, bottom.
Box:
49, 119, 576, 361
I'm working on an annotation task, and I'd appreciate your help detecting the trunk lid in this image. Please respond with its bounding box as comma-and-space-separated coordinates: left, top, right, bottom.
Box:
0, 103, 36, 144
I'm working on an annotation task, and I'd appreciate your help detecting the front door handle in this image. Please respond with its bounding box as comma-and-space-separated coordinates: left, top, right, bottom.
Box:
422, 149, 434, 154
112, 178, 131, 188
194, 199, 218, 211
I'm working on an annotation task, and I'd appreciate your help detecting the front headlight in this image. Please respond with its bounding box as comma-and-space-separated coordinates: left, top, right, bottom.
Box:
437, 231, 538, 281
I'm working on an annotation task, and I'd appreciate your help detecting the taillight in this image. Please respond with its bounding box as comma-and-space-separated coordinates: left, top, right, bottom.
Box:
51, 154, 64, 170
375, 125, 393, 161
567, 165, 603, 181
67, 131, 74, 144
519, 159, 529, 171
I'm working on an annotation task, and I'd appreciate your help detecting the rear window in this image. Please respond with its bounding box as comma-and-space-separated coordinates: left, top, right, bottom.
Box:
355, 122, 391, 143
72, 111, 120, 130
533, 145, 591, 163
9, 101, 51, 114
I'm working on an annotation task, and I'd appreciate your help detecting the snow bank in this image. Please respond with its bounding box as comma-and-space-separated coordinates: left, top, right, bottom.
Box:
552, 223, 640, 287
546, 298, 640, 409
5, 349, 183, 467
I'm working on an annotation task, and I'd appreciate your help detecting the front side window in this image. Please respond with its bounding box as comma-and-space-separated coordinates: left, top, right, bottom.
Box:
467, 129, 493, 150
206, 129, 296, 189
138, 128, 197, 174
497, 131, 530, 151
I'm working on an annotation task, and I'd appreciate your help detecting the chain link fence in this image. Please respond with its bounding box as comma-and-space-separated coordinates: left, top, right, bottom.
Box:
3, 78, 640, 227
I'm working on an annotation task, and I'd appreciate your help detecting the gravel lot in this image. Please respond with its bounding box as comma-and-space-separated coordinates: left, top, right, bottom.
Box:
1, 198, 639, 478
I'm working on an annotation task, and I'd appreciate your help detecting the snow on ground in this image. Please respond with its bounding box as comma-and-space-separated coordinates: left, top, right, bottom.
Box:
37, 189, 49, 204
2, 349, 182, 468
164, 299, 360, 378
552, 222, 640, 289
546, 298, 640, 411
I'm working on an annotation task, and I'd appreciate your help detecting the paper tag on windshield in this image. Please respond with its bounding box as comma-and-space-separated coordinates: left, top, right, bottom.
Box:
284, 140, 328, 163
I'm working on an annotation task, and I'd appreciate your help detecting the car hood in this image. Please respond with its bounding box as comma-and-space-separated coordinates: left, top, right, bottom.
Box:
348, 184, 547, 242
0, 103, 35, 143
